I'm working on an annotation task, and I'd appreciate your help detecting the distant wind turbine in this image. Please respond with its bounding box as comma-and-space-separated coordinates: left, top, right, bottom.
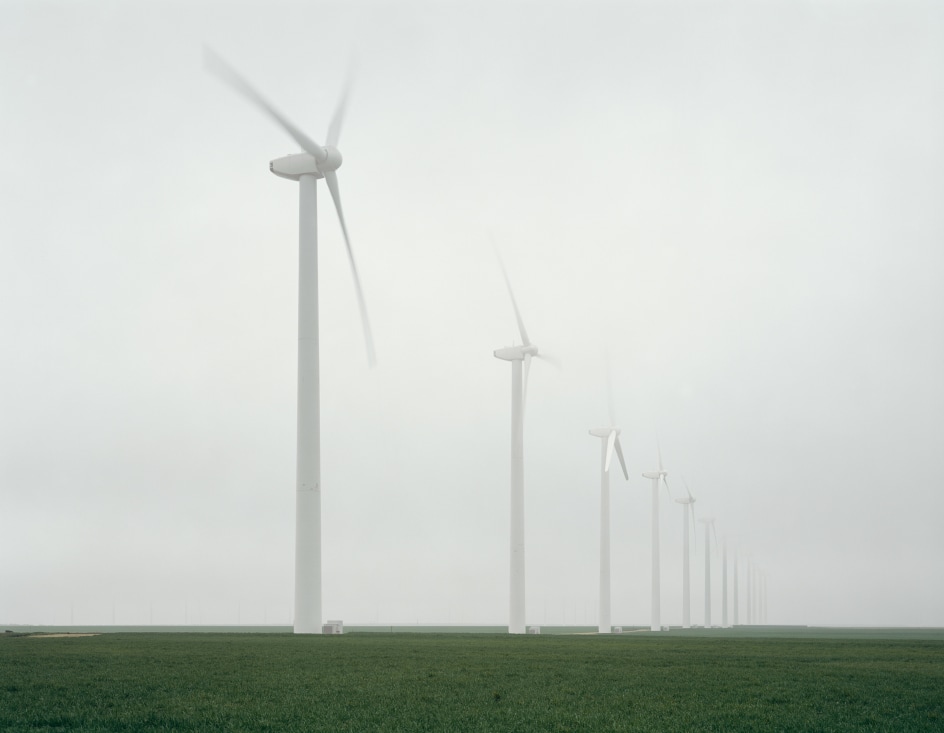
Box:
493, 259, 547, 634
760, 570, 768, 624
746, 554, 754, 625
674, 480, 696, 629
205, 50, 375, 634
642, 443, 673, 631
733, 545, 740, 626
589, 391, 629, 634
721, 536, 729, 628
700, 517, 718, 627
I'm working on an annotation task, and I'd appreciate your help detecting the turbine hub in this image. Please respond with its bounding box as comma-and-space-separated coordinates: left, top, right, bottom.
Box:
320, 145, 342, 172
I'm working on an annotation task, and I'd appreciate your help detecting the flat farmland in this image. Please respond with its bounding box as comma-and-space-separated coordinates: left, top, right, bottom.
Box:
2, 631, 942, 732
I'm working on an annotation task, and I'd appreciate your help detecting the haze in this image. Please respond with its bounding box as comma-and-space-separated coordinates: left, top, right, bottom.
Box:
1, 0, 942, 629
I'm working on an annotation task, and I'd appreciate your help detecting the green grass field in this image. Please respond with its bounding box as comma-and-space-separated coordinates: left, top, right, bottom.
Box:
2, 631, 942, 732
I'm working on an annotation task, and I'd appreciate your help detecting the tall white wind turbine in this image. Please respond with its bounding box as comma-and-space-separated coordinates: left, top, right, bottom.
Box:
493, 260, 544, 634
206, 50, 375, 634
589, 398, 629, 634
674, 481, 696, 629
642, 445, 672, 631
700, 517, 718, 627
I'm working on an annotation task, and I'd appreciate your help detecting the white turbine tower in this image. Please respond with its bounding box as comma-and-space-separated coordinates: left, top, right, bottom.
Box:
762, 571, 768, 624
700, 517, 718, 628
589, 400, 629, 634
206, 50, 375, 634
642, 445, 672, 631
493, 260, 544, 634
733, 545, 740, 626
674, 481, 696, 629
721, 536, 729, 628
746, 555, 754, 625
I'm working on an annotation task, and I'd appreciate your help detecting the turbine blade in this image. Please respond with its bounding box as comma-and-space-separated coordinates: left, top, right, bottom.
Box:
324, 169, 376, 366
204, 47, 326, 160
689, 504, 697, 542
661, 475, 674, 501
495, 252, 531, 346
682, 475, 694, 502
604, 430, 616, 472
614, 435, 629, 480
537, 352, 561, 368
326, 67, 354, 148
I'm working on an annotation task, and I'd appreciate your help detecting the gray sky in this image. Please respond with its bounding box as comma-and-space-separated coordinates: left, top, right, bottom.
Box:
2, 0, 942, 628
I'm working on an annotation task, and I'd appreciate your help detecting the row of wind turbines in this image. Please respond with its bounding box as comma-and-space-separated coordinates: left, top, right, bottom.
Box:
602, 458, 772, 633
495, 264, 768, 634
205, 51, 768, 634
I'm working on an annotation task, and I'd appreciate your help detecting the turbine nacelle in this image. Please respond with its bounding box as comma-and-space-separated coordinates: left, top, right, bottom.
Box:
493, 344, 539, 362
270, 146, 343, 181
642, 470, 666, 480
589, 427, 620, 438
675, 496, 695, 505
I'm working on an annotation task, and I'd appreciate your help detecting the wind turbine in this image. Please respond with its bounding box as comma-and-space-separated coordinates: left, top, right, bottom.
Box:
642, 444, 672, 631
732, 544, 740, 626
674, 480, 696, 629
589, 394, 629, 634
761, 570, 768, 624
205, 50, 375, 634
493, 259, 544, 634
721, 536, 729, 628
700, 517, 718, 627
746, 554, 754, 625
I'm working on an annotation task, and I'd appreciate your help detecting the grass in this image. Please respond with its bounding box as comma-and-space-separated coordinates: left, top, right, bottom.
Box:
1, 632, 942, 732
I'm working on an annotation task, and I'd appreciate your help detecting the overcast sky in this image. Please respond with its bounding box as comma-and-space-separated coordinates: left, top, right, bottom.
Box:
2, 0, 942, 628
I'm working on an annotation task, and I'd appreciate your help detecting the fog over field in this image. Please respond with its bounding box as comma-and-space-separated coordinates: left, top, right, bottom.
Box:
2, 0, 942, 628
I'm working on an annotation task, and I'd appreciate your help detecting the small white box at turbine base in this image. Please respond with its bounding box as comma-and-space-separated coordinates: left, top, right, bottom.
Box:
613, 626, 623, 634
527, 626, 541, 634
322, 620, 343, 635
